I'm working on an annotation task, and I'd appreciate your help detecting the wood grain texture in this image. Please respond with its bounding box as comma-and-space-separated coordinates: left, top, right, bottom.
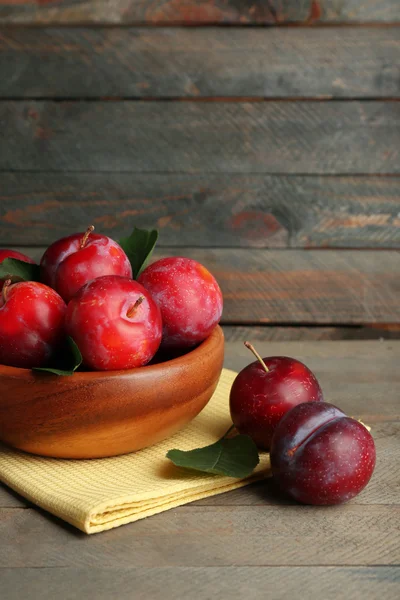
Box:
8, 247, 400, 325
162, 248, 400, 324
1, 28, 399, 98
222, 325, 400, 341
1, 173, 399, 248
0, 0, 398, 25
1, 504, 399, 566
1, 101, 399, 174
0, 0, 314, 25
1, 567, 399, 600
223, 340, 400, 420
322, 1, 400, 23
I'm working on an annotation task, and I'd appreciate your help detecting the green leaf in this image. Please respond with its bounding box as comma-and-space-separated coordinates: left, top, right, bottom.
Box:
118, 227, 159, 279
0, 258, 40, 283
33, 337, 83, 376
167, 433, 260, 478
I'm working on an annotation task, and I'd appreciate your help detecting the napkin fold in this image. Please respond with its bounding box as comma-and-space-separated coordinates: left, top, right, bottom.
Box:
0, 369, 271, 534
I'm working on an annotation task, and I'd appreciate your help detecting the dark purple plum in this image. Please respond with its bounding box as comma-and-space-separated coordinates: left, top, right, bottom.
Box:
270, 402, 376, 505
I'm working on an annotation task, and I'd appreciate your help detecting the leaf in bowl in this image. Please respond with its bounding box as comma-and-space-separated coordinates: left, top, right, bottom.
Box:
0, 258, 40, 283
33, 337, 83, 376
118, 227, 158, 279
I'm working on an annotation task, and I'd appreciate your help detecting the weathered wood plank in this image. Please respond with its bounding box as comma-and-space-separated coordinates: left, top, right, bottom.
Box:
223, 340, 400, 420
322, 1, 400, 23
0, 0, 308, 25
7, 248, 400, 325
169, 249, 400, 325
1, 28, 399, 98
196, 420, 400, 505
1, 173, 399, 248
0, 0, 398, 25
1, 504, 399, 566
1, 101, 399, 174
1, 567, 399, 600
223, 325, 400, 341
224, 340, 400, 420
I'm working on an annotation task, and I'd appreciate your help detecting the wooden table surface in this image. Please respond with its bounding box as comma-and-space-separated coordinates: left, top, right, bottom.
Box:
1, 339, 399, 599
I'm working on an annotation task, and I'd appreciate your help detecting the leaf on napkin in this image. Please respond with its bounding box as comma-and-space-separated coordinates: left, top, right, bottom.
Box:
167, 431, 260, 478
0, 258, 40, 283
118, 227, 159, 279
33, 337, 83, 376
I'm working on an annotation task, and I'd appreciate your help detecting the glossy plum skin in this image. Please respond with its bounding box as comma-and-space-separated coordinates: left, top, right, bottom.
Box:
0, 249, 35, 287
65, 275, 162, 371
0, 281, 66, 368
40, 231, 132, 302
270, 402, 376, 505
138, 257, 223, 348
230, 356, 323, 450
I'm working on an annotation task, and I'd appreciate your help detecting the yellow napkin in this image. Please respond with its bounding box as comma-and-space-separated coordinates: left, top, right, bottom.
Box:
0, 369, 270, 534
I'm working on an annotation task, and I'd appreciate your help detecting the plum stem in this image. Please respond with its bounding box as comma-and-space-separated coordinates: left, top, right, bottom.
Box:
127, 296, 144, 318
244, 341, 269, 373
80, 225, 95, 249
2, 279, 11, 302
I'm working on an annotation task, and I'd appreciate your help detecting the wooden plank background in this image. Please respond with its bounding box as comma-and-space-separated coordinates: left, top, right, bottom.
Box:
1, 173, 399, 248
0, 0, 399, 24
13, 247, 400, 325
0, 2, 399, 337
2, 505, 400, 567
1, 567, 399, 600
1, 101, 399, 173
0, 28, 399, 98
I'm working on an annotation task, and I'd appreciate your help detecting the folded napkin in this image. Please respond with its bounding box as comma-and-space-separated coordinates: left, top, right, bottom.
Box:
0, 369, 271, 534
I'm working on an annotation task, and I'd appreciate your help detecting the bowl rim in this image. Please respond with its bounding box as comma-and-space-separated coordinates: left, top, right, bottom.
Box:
0, 325, 224, 380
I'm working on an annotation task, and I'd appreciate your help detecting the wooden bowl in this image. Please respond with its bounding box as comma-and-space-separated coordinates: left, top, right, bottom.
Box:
0, 326, 224, 459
